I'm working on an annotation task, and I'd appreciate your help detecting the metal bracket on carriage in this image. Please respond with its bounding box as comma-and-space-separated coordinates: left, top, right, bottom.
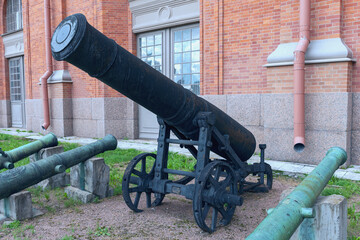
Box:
192, 112, 216, 128
242, 144, 273, 193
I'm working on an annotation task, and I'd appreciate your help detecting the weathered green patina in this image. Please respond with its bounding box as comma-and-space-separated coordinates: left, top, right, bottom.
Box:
0, 134, 117, 200
0, 133, 58, 170
246, 147, 347, 240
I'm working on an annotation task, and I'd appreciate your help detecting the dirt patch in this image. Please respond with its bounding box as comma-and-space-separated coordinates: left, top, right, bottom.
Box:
1, 177, 300, 240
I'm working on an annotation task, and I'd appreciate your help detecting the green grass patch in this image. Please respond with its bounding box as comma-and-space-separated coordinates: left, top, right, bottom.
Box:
0, 220, 35, 239
322, 176, 360, 199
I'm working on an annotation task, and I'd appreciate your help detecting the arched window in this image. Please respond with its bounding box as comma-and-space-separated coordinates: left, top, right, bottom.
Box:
6, 0, 22, 32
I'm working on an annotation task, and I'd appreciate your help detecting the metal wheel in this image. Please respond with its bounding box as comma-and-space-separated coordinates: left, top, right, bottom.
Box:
193, 161, 239, 233
122, 153, 164, 212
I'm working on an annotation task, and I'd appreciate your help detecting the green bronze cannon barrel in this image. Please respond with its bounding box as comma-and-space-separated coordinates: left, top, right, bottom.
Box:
0, 135, 117, 200
0, 133, 58, 170
246, 147, 347, 240
50, 14, 256, 162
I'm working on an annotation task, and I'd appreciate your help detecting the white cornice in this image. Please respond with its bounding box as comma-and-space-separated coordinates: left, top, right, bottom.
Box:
265, 38, 356, 67
129, 0, 199, 33
2, 31, 24, 58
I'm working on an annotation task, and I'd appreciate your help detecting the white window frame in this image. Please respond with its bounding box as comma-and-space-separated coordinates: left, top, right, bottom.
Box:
137, 23, 200, 94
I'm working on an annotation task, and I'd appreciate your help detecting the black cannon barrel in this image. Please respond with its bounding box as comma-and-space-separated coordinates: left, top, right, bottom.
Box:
0, 133, 58, 170
0, 135, 117, 200
51, 14, 256, 161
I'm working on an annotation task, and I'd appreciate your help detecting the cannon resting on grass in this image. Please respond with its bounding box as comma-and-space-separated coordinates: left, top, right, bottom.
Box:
0, 135, 117, 200
51, 14, 273, 233
0, 133, 58, 170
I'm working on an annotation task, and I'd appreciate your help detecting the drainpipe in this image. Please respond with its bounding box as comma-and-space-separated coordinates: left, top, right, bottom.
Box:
293, 0, 310, 152
40, 0, 52, 130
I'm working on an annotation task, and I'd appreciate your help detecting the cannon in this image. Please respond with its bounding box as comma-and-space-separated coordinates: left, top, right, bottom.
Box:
0, 133, 58, 170
0, 135, 117, 200
51, 14, 273, 232
247, 147, 347, 240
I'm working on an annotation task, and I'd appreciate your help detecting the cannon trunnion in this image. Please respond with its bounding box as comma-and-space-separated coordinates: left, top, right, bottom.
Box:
51, 14, 273, 233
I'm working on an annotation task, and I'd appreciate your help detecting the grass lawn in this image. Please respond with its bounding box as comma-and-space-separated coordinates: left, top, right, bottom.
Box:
0, 133, 359, 239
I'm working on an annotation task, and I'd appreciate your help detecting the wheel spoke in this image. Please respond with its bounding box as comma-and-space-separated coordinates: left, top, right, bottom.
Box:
141, 158, 146, 174
146, 192, 152, 208
208, 175, 220, 189
129, 176, 140, 185
133, 192, 142, 209
202, 202, 211, 218
129, 186, 142, 193
220, 174, 232, 188
214, 166, 221, 181
211, 208, 218, 231
218, 205, 230, 218
132, 169, 143, 178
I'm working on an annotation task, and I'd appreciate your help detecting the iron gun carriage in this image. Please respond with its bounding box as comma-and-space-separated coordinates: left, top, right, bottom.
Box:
51, 14, 273, 232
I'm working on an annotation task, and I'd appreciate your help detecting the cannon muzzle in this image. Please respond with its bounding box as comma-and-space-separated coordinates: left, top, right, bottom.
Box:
0, 133, 58, 170
0, 135, 117, 200
51, 14, 256, 161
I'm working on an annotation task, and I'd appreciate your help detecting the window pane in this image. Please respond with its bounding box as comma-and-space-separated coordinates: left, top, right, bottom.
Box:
154, 45, 162, 55
183, 41, 191, 52
183, 29, 191, 41
192, 51, 200, 62
141, 48, 147, 57
174, 31, 182, 42
192, 28, 200, 39
192, 40, 200, 51
146, 47, 153, 56
155, 56, 162, 66
191, 63, 200, 73
147, 35, 154, 45
183, 63, 191, 74
141, 38, 147, 47
174, 53, 182, 64
193, 74, 200, 84
183, 75, 191, 84
174, 64, 182, 74
183, 52, 191, 62
149, 57, 155, 66
174, 42, 182, 53
155, 34, 162, 45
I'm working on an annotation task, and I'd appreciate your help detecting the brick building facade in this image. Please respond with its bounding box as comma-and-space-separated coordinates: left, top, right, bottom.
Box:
0, 0, 359, 165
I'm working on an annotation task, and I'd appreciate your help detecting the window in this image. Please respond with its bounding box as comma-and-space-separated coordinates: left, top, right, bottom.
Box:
138, 24, 200, 95
9, 57, 23, 102
6, 0, 22, 33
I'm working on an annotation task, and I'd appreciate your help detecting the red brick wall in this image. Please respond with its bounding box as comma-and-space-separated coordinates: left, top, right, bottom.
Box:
267, 62, 352, 94
201, 0, 282, 95
201, 0, 355, 95
21, 0, 131, 101
0, 0, 359, 102
342, 1, 360, 92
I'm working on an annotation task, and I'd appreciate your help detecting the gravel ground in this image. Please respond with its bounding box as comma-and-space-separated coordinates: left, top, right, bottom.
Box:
0, 177, 300, 240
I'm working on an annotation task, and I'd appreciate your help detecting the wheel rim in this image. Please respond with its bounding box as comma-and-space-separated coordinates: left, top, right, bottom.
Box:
193, 161, 237, 233
122, 153, 164, 212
